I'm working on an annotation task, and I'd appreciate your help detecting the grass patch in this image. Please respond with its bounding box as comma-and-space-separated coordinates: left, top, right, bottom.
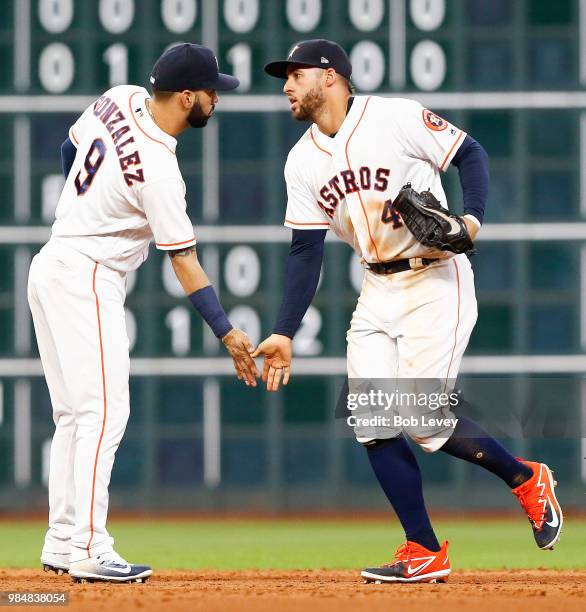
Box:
1, 518, 584, 570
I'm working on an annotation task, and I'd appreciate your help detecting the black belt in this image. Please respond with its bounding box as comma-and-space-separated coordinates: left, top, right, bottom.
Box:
367, 258, 438, 275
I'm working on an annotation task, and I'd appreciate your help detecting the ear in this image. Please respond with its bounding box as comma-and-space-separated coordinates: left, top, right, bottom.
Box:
179, 90, 195, 109
324, 68, 337, 87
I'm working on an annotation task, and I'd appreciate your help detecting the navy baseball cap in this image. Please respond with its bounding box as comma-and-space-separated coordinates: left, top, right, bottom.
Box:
150, 43, 239, 92
264, 39, 352, 80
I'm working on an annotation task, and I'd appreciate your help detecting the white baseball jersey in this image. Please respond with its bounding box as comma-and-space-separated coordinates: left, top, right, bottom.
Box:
51, 85, 196, 272
284, 95, 467, 263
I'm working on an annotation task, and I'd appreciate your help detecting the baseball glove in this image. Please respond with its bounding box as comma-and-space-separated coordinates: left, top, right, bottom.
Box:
393, 183, 474, 254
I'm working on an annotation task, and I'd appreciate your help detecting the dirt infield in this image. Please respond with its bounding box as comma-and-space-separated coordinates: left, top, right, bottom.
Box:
1, 569, 585, 612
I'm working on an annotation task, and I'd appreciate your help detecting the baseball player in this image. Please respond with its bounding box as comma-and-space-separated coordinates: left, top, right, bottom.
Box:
255, 39, 563, 583
28, 43, 258, 583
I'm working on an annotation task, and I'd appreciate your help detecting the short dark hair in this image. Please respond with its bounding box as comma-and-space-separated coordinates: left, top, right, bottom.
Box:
318, 68, 355, 94
151, 87, 175, 101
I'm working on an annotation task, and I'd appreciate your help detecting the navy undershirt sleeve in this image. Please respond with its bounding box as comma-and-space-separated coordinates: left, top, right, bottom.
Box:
450, 134, 489, 225
61, 137, 77, 178
273, 229, 327, 338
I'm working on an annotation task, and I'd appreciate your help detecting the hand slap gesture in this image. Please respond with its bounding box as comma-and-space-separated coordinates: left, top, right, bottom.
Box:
251, 334, 292, 392
222, 328, 259, 387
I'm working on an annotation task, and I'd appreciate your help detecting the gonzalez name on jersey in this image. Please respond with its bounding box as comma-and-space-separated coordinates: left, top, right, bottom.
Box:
53, 85, 197, 272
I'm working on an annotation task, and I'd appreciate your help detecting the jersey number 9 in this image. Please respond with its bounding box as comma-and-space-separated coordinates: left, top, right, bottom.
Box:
75, 138, 107, 196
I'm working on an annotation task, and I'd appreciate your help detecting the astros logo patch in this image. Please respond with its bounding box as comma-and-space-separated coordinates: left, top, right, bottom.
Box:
422, 109, 448, 132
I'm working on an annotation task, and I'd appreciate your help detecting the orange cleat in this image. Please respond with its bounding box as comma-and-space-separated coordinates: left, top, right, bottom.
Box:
361, 540, 450, 584
512, 459, 563, 550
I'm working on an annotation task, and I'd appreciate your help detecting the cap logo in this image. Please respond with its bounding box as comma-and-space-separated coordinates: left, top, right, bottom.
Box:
214, 54, 219, 70
150, 76, 155, 84
288, 45, 300, 58
321, 57, 329, 63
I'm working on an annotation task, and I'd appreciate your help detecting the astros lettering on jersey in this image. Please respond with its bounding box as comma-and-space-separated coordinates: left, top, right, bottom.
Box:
284, 96, 465, 263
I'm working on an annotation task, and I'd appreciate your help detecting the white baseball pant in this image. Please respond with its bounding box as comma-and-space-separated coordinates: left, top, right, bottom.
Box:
28, 239, 130, 562
347, 253, 478, 451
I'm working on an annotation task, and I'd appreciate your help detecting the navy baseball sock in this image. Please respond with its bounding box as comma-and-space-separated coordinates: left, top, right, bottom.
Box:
366, 436, 440, 552
440, 416, 533, 488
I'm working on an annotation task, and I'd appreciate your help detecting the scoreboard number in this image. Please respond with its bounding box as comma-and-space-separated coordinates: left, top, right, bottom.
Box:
409, 0, 445, 31
224, 246, 261, 297
38, 0, 74, 33
38, 43, 74, 94
286, 0, 322, 33
226, 44, 252, 92
103, 44, 129, 87
223, 0, 259, 33
165, 306, 191, 355
161, 0, 198, 33
410, 40, 446, 91
293, 306, 322, 356
349, 0, 384, 32
350, 41, 385, 92
99, 0, 135, 34
227, 305, 261, 347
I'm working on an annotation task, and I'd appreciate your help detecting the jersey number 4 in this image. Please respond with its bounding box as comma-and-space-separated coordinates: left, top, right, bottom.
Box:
381, 198, 403, 229
75, 138, 106, 196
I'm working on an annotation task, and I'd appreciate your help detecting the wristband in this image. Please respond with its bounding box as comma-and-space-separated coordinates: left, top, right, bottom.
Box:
188, 285, 233, 339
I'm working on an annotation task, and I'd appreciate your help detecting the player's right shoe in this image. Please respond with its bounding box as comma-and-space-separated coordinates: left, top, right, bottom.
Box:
361, 540, 450, 584
69, 551, 152, 584
512, 459, 563, 550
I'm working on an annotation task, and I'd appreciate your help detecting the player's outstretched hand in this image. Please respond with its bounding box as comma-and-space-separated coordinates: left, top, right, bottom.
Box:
251, 334, 292, 392
222, 328, 259, 387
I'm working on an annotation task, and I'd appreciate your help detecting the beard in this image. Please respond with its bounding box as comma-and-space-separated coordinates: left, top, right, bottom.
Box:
187, 98, 213, 128
292, 86, 326, 122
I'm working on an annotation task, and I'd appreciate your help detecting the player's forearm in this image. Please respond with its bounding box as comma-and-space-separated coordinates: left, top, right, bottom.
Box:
169, 247, 233, 339
169, 246, 211, 294
273, 229, 326, 338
